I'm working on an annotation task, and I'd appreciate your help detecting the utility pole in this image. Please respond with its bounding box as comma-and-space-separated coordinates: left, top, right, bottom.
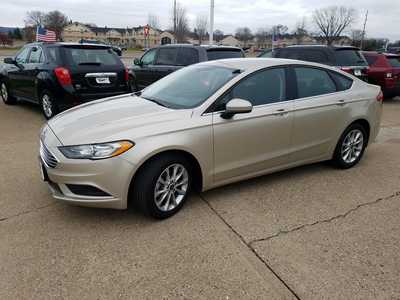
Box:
209, 0, 214, 45
173, 0, 177, 43
360, 10, 368, 50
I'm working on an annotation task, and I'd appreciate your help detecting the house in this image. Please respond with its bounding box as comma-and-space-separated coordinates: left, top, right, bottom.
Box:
62, 22, 165, 48
219, 35, 241, 47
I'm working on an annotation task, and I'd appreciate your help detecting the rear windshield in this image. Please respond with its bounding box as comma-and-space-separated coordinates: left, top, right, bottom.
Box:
63, 47, 120, 66
206, 49, 243, 61
388, 56, 400, 67
335, 49, 368, 67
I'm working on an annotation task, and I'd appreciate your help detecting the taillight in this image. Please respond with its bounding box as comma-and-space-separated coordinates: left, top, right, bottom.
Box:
340, 67, 352, 74
376, 90, 384, 102
54, 67, 72, 86
124, 68, 129, 82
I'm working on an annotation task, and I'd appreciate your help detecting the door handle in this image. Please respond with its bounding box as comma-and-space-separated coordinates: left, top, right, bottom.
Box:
272, 108, 288, 116
336, 100, 346, 106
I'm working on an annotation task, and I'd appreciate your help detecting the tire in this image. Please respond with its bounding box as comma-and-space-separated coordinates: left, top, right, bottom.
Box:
132, 154, 192, 219
128, 76, 138, 92
40, 90, 58, 119
0, 81, 16, 105
332, 123, 368, 169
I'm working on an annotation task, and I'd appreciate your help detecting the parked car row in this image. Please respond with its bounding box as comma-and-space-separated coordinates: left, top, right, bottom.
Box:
0, 41, 385, 219
258, 45, 400, 98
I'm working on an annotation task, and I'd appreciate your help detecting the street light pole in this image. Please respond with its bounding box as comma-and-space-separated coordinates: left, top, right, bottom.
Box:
209, 0, 214, 45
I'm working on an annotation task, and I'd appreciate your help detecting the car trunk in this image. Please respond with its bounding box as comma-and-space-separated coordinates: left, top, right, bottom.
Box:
61, 45, 127, 100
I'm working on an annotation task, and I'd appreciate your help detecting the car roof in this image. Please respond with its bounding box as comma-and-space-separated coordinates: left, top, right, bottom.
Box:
26, 42, 111, 48
158, 44, 242, 50
362, 51, 400, 58
199, 57, 339, 72
284, 45, 360, 50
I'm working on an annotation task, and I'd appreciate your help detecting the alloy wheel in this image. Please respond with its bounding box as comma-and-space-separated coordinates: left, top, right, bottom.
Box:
341, 129, 364, 164
1, 83, 8, 102
42, 94, 53, 118
154, 163, 189, 212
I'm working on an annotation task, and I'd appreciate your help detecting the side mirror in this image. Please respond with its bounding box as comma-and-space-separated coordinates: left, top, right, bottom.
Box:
4, 57, 15, 64
134, 58, 142, 66
221, 98, 253, 119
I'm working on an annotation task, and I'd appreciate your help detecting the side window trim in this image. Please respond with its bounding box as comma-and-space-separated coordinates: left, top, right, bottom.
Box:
205, 66, 289, 114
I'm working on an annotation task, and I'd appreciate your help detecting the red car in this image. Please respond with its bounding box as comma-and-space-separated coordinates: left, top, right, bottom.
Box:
363, 51, 400, 98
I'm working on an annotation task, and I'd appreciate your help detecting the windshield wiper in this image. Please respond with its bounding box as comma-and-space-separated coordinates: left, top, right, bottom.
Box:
141, 96, 169, 108
79, 62, 101, 66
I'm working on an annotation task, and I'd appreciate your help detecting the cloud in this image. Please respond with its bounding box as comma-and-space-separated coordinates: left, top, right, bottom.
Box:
0, 0, 398, 41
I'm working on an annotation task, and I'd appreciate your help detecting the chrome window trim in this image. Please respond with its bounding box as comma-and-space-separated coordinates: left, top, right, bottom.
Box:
85, 73, 117, 78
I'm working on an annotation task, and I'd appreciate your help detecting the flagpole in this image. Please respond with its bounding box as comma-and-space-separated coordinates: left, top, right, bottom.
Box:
209, 0, 214, 45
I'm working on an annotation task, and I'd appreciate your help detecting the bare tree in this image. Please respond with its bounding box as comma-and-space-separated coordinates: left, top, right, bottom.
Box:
44, 10, 69, 41
213, 29, 224, 43
313, 6, 356, 45
195, 15, 208, 44
293, 18, 308, 44
255, 28, 268, 48
171, 2, 189, 43
148, 14, 160, 29
235, 27, 253, 47
351, 29, 363, 47
25, 10, 45, 27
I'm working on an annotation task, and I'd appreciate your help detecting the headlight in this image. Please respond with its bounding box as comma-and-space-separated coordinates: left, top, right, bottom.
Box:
58, 141, 134, 160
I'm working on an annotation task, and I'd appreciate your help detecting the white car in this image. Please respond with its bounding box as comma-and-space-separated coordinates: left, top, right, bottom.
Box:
39, 58, 383, 219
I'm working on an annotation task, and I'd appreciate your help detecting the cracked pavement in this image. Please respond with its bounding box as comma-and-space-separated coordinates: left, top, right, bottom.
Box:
1, 97, 400, 299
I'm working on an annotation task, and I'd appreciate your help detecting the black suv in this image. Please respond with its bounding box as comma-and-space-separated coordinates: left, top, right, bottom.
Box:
129, 44, 245, 90
0, 42, 130, 118
259, 45, 369, 81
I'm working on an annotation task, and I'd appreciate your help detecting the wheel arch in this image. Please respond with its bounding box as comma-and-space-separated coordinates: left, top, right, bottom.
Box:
347, 118, 371, 145
127, 148, 204, 205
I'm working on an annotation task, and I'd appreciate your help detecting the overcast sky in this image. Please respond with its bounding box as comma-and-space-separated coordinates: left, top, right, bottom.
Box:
0, 0, 398, 41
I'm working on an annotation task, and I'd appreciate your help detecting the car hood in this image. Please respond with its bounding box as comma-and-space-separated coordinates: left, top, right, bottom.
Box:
47, 94, 193, 145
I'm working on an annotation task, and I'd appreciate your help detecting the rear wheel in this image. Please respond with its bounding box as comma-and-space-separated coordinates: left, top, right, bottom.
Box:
132, 154, 192, 219
1, 81, 16, 104
40, 90, 58, 119
332, 124, 367, 169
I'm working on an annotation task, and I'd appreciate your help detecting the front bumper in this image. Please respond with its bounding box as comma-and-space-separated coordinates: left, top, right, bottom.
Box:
39, 126, 135, 210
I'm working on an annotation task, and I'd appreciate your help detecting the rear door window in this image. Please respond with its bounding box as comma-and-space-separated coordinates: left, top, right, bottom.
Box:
300, 50, 330, 64
176, 48, 199, 66
388, 56, 400, 67
28, 47, 43, 63
329, 71, 353, 91
156, 48, 178, 65
295, 67, 337, 98
206, 49, 244, 61
335, 49, 368, 67
63, 47, 120, 66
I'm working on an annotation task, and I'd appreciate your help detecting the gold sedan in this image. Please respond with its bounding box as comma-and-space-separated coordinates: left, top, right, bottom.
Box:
39, 58, 383, 219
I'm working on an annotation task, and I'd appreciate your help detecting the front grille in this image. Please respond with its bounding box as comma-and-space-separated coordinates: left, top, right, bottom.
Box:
40, 141, 58, 168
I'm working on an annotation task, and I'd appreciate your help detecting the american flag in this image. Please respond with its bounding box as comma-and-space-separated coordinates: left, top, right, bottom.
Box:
36, 26, 56, 42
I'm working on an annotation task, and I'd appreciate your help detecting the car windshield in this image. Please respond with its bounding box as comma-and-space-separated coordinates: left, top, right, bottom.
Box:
63, 47, 119, 66
206, 50, 243, 60
140, 65, 238, 109
388, 56, 400, 67
335, 49, 368, 67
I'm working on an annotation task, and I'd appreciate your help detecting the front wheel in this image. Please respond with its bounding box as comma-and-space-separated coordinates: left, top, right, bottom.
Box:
332, 124, 367, 169
40, 90, 58, 119
132, 154, 192, 219
1, 81, 16, 104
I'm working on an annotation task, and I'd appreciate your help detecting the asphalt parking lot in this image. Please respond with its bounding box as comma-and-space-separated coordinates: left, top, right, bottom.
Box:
1, 97, 400, 299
